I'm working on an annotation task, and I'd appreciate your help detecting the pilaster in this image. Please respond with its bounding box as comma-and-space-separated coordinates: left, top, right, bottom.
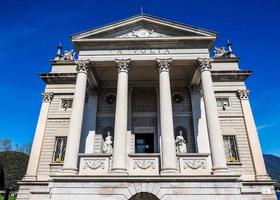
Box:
24, 92, 54, 181
237, 89, 270, 180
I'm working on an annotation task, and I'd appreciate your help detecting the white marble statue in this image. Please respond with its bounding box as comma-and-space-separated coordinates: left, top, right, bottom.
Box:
62, 49, 75, 60
214, 47, 227, 58
175, 130, 187, 153
102, 131, 113, 154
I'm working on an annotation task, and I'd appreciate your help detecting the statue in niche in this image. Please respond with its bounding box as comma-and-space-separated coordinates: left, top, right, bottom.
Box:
175, 130, 187, 153
62, 49, 76, 60
102, 131, 113, 154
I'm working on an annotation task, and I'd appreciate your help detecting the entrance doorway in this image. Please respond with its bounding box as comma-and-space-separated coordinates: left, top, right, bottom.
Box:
129, 192, 159, 200
135, 133, 154, 153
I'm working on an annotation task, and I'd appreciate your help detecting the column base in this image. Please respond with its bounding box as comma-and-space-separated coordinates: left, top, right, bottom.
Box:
211, 167, 230, 175
160, 167, 178, 175
110, 168, 128, 175
62, 167, 78, 175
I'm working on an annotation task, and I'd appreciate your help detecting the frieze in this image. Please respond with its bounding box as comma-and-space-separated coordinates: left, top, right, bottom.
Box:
83, 159, 105, 170
116, 29, 168, 38
133, 159, 155, 170
112, 49, 171, 55
183, 159, 206, 170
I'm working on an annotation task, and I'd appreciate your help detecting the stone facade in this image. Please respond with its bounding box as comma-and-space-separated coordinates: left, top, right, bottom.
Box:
18, 14, 276, 199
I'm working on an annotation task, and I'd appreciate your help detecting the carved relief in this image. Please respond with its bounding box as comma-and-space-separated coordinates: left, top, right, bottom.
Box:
183, 159, 206, 169
197, 58, 212, 72
115, 59, 131, 73
237, 89, 249, 100
83, 159, 105, 170
117, 29, 168, 38
156, 58, 172, 73
76, 60, 90, 73
41, 92, 54, 102
133, 159, 155, 170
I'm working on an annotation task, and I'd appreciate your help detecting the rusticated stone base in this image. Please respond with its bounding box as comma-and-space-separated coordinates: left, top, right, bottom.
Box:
17, 176, 277, 200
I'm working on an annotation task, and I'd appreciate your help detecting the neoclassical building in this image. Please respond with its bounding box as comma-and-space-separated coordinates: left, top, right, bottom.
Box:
18, 14, 276, 200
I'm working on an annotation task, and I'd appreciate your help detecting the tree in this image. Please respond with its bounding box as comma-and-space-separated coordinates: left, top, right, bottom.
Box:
14, 143, 32, 155
0, 151, 29, 191
0, 139, 12, 152
0, 163, 5, 190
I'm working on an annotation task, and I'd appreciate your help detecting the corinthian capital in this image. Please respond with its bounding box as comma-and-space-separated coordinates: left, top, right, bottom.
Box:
76, 60, 90, 73
115, 59, 131, 73
197, 58, 213, 72
41, 92, 54, 102
156, 58, 172, 73
237, 89, 249, 100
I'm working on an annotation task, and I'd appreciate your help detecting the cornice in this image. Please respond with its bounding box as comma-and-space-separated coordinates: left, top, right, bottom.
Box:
211, 70, 252, 81
212, 57, 240, 63
40, 73, 77, 84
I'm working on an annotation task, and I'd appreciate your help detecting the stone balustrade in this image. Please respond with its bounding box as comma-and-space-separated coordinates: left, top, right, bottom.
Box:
77, 153, 210, 176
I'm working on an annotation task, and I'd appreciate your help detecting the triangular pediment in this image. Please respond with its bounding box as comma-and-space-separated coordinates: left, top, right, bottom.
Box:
71, 14, 217, 40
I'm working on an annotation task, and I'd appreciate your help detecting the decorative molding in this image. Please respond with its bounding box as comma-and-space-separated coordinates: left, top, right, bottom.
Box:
83, 159, 105, 170
76, 60, 90, 73
237, 89, 249, 100
60, 98, 73, 110
133, 159, 155, 170
115, 59, 131, 73
197, 58, 213, 72
183, 159, 206, 169
41, 92, 54, 102
156, 58, 172, 73
116, 29, 168, 38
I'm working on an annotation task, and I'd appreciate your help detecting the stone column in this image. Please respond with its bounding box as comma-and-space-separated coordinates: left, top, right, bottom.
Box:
111, 59, 131, 174
24, 92, 54, 181
83, 88, 98, 153
237, 90, 270, 180
156, 58, 178, 174
197, 58, 228, 175
62, 60, 89, 175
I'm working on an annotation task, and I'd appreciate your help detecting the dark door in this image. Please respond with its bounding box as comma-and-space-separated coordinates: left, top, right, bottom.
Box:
135, 133, 154, 153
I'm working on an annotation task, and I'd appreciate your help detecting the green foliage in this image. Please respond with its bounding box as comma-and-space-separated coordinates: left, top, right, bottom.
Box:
264, 154, 280, 190
0, 197, 16, 200
0, 151, 29, 191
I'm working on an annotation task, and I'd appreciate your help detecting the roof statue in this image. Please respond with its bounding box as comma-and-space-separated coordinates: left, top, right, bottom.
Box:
54, 42, 76, 61
214, 40, 236, 58
62, 49, 76, 61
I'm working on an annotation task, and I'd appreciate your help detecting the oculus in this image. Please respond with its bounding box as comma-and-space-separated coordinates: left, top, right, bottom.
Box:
105, 94, 116, 104
172, 93, 183, 103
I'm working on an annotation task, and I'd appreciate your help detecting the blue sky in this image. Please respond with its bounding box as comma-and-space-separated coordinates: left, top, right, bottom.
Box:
0, 0, 279, 156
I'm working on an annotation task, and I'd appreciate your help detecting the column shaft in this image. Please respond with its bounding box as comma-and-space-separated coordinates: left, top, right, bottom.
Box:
62, 61, 89, 174
24, 92, 53, 180
157, 58, 178, 174
237, 90, 270, 180
198, 58, 228, 174
111, 59, 130, 174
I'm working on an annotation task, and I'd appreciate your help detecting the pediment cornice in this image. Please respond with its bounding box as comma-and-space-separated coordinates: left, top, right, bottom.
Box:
71, 14, 217, 40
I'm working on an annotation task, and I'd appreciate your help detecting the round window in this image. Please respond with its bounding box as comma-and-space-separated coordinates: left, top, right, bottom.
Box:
173, 94, 183, 103
106, 94, 116, 104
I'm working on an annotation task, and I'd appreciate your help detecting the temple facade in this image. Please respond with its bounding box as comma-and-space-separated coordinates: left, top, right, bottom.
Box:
18, 14, 276, 200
